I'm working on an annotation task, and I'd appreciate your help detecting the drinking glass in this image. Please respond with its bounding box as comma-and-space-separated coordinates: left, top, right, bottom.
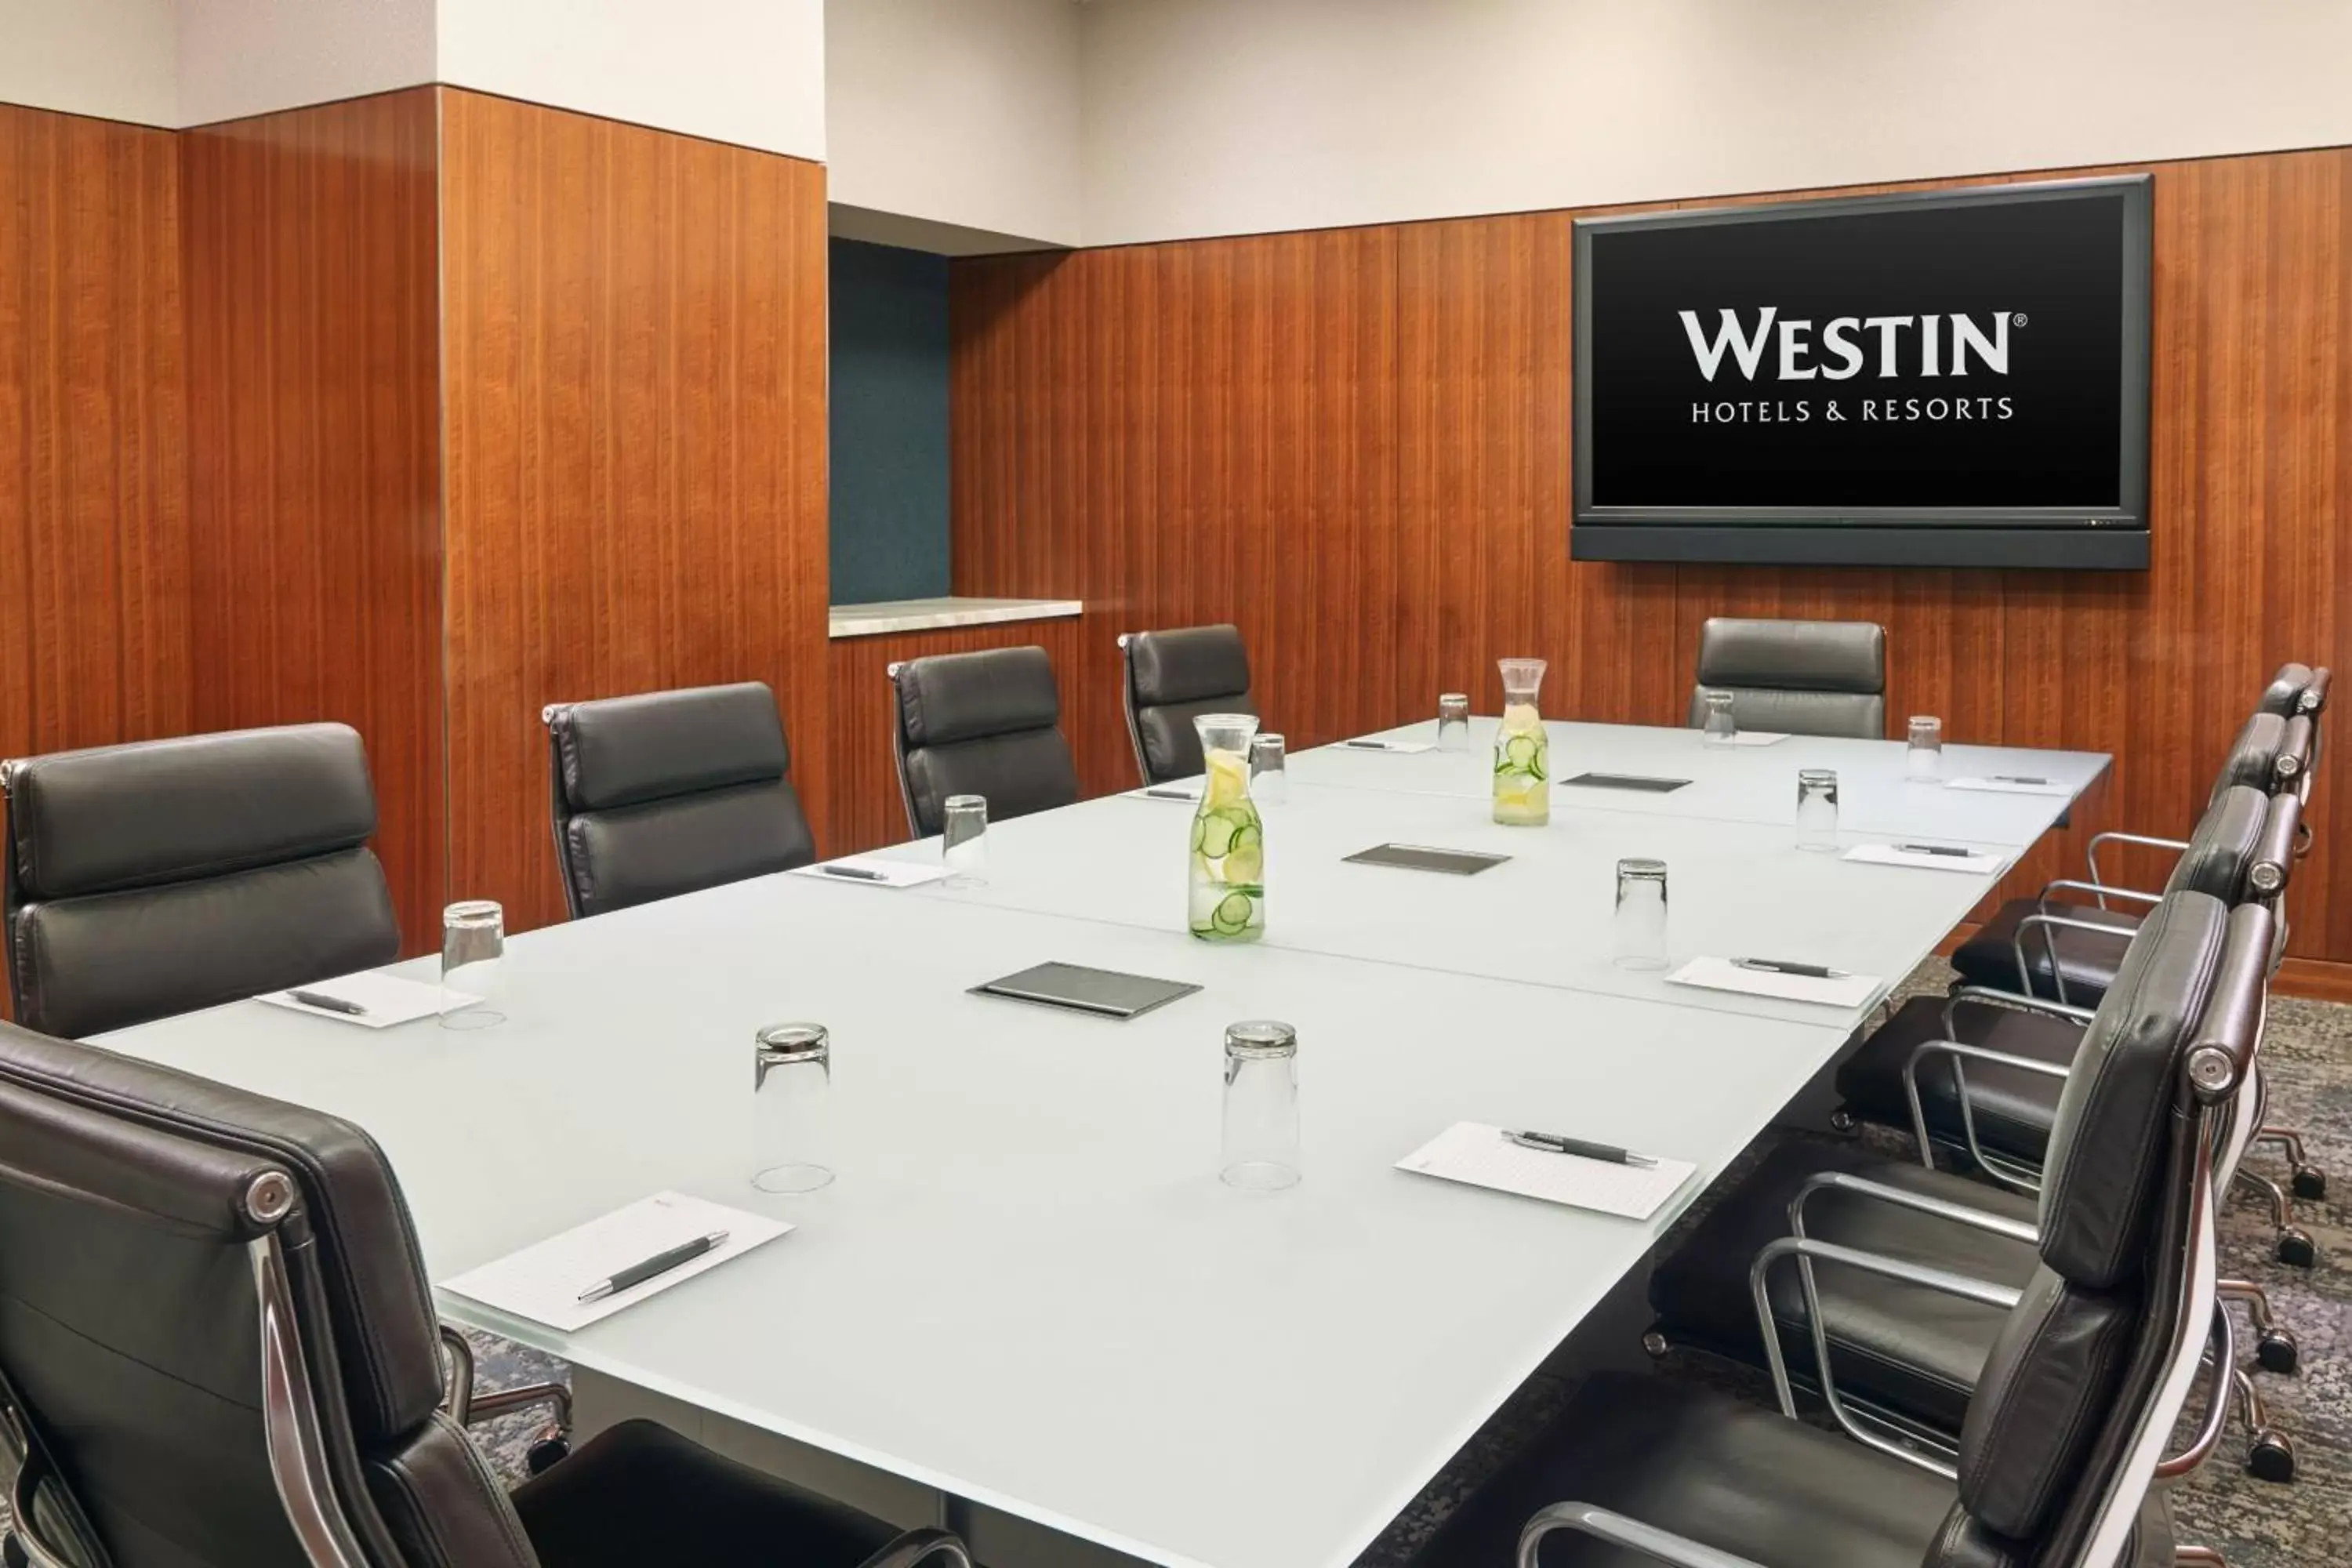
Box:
1795, 768, 1841, 851
1907, 715, 1945, 782
1437, 693, 1472, 753
439, 901, 506, 1030
942, 794, 988, 887
1701, 690, 1737, 746
1221, 1020, 1300, 1189
1613, 858, 1671, 970
1249, 733, 1289, 806
752, 1022, 834, 1193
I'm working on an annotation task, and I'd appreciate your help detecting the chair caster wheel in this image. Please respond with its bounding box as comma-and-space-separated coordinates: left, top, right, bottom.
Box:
2291, 1165, 2326, 1200
1828, 1110, 1859, 1135
2277, 1229, 2318, 1269
1641, 1331, 1671, 1359
526, 1436, 570, 1476
2256, 1330, 2300, 1376
2247, 1430, 2296, 1484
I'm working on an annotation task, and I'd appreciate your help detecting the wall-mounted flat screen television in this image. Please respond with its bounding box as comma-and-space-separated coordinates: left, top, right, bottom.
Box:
1573, 176, 2151, 569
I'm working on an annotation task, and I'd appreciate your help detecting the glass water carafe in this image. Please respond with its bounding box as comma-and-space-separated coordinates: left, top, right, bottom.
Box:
1189, 713, 1266, 942
1493, 658, 1551, 826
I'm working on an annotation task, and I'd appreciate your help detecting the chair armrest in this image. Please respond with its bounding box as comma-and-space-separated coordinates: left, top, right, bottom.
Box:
2013, 911, 2136, 1007
856, 1528, 975, 1568
1942, 985, 2098, 1032
1788, 1168, 2040, 1247
1903, 1038, 2071, 1194
2156, 1307, 2233, 1479
2039, 877, 2161, 914
1517, 1502, 1767, 1568
1750, 1235, 2020, 1481
2085, 829, 2188, 891
441, 1325, 571, 1432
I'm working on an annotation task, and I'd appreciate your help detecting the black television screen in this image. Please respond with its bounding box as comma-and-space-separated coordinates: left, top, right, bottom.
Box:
1573, 176, 2151, 569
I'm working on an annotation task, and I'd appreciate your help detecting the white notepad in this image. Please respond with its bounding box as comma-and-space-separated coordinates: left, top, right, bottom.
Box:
1341, 739, 1436, 754
440, 1192, 790, 1333
789, 857, 951, 890
1666, 956, 1882, 1009
1843, 842, 2002, 874
1397, 1122, 1696, 1220
1945, 776, 2071, 797
257, 971, 463, 1029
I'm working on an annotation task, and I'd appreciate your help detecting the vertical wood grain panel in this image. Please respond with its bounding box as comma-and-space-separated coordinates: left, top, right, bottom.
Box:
181, 90, 446, 953
0, 104, 191, 770
951, 148, 2352, 966
439, 89, 830, 935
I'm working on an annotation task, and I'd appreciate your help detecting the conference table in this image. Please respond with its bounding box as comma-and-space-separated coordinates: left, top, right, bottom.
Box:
100, 718, 2108, 1568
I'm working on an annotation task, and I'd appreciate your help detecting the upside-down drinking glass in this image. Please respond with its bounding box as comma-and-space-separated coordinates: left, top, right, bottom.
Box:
1613, 858, 1671, 970
1907, 716, 1945, 782
1250, 733, 1289, 806
942, 794, 989, 887
1701, 690, 1737, 746
1221, 1020, 1300, 1189
752, 1022, 834, 1193
439, 901, 506, 1030
1438, 693, 1472, 753
1796, 768, 1841, 852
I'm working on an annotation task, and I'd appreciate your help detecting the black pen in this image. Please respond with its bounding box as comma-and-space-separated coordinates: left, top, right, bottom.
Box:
1503, 1129, 1659, 1169
818, 864, 889, 882
1733, 956, 1847, 980
578, 1230, 730, 1304
1145, 786, 1200, 800
1987, 775, 2050, 786
288, 989, 368, 1017
1345, 739, 1398, 751
1891, 842, 1974, 858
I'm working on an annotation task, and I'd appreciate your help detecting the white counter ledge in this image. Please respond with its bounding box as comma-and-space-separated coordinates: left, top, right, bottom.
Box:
826, 597, 1084, 639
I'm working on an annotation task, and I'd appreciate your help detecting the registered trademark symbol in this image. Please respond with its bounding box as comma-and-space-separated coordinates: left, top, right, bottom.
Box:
2012, 313, 2028, 328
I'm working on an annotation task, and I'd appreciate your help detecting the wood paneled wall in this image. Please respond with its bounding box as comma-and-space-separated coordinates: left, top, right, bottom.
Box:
180, 90, 448, 952
1, 105, 190, 767
825, 618, 1091, 855
439, 90, 832, 933
950, 148, 2352, 967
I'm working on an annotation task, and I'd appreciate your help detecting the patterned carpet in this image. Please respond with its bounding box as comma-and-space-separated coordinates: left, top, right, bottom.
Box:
11, 967, 2340, 1565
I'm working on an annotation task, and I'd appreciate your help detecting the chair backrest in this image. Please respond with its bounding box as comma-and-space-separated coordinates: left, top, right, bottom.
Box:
888, 647, 1080, 839
1118, 626, 1258, 785
2, 725, 401, 1039
1686, 617, 1886, 739
0, 1019, 542, 1568
2161, 783, 2268, 902
2205, 710, 2286, 804
543, 682, 815, 920
2256, 662, 2315, 717
1925, 890, 2246, 1568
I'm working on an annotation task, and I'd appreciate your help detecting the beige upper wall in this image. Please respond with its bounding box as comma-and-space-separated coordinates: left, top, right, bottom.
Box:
0, 0, 178, 126
826, 0, 1083, 249
438, 0, 826, 161
1080, 0, 2352, 245
177, 0, 434, 128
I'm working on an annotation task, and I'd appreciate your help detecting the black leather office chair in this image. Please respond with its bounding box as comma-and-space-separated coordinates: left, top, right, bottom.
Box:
543, 682, 816, 920
1117, 625, 1257, 785
1838, 783, 2283, 1177
1, 724, 401, 1039
887, 647, 1080, 839
1947, 708, 2290, 1005
1423, 893, 2258, 1568
0, 1018, 971, 1568
1686, 617, 1887, 739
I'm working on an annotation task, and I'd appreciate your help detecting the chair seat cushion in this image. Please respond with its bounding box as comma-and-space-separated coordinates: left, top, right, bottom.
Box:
1412, 1370, 1958, 1568
1646, 1141, 2038, 1437
511, 1419, 902, 1568
1835, 996, 2080, 1169
1950, 898, 2137, 1006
